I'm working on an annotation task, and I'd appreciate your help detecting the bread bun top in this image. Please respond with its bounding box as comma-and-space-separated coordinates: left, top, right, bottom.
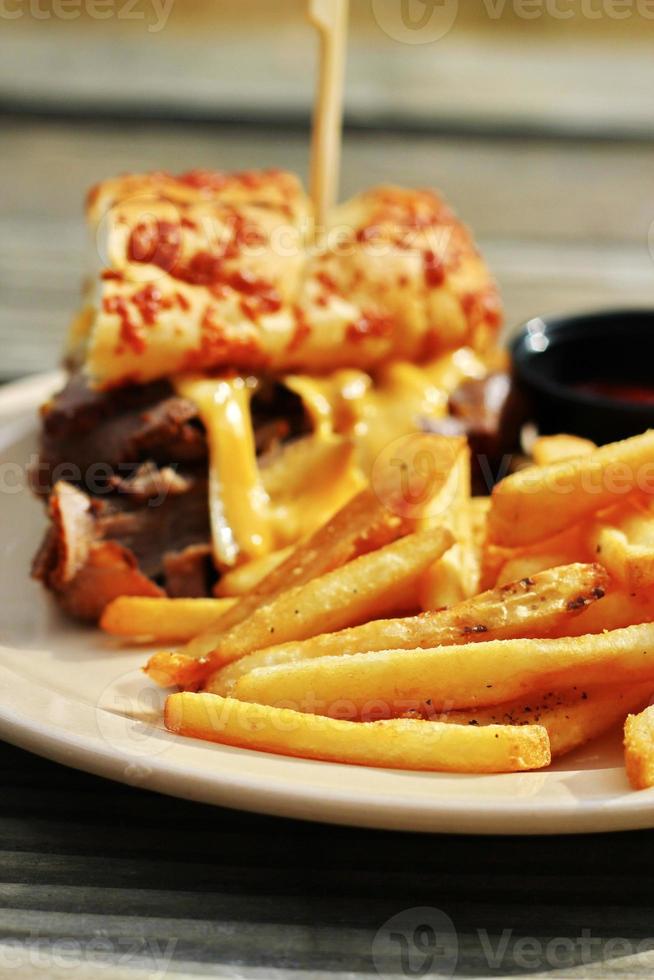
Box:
71, 170, 501, 387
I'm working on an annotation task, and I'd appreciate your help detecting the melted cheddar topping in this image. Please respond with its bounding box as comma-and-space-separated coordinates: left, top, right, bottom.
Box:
176, 346, 493, 571
174, 374, 272, 566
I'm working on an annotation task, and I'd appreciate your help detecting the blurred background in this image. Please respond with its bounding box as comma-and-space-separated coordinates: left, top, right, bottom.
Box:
2, 0, 653, 380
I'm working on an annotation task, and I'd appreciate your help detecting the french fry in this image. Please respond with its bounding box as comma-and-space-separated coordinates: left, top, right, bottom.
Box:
489, 523, 592, 589
146, 525, 453, 688
419, 448, 478, 609
214, 548, 293, 598
466, 497, 488, 594
198, 485, 411, 637
624, 704, 654, 789
495, 546, 589, 587
212, 431, 461, 625
440, 442, 471, 537
469, 497, 490, 554
372, 433, 468, 529
146, 436, 463, 687
101, 596, 236, 642
479, 543, 511, 591
144, 485, 411, 686
205, 563, 609, 697
496, 553, 567, 587
445, 683, 652, 759
164, 692, 550, 773
233, 622, 654, 718
134, 412, 654, 785
588, 498, 654, 592
489, 429, 654, 547
419, 544, 470, 610
552, 588, 654, 636
261, 433, 353, 501
532, 434, 596, 467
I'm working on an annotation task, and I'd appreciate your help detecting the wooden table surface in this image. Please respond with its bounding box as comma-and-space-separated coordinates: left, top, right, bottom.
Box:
2, 112, 654, 978
2, 736, 654, 978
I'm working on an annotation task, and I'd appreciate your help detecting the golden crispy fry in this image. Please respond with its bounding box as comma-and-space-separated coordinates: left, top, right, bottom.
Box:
588, 498, 654, 592
532, 434, 596, 467
372, 434, 468, 529
418, 544, 470, 610
100, 596, 236, 642
261, 434, 352, 501
146, 525, 453, 689
164, 692, 550, 773
445, 683, 652, 759
488, 430, 654, 547
202, 485, 411, 636
233, 622, 654, 718
144, 485, 411, 686
469, 497, 490, 554
551, 589, 654, 636
466, 497, 488, 594
479, 543, 511, 591
443, 444, 471, 537
205, 563, 609, 696
486, 523, 592, 590
214, 548, 293, 598
419, 448, 478, 609
624, 704, 654, 789
496, 554, 564, 587
496, 551, 580, 588
146, 436, 464, 687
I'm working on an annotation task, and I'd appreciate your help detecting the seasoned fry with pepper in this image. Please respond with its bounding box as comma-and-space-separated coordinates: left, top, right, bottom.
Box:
205, 563, 608, 696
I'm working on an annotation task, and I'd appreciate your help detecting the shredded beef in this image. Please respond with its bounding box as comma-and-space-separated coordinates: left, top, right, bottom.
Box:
163, 544, 214, 598
108, 461, 191, 503
32, 374, 207, 497
51, 540, 164, 621
32, 477, 212, 618
30, 482, 164, 620
422, 372, 525, 493
95, 476, 211, 579
31, 373, 310, 619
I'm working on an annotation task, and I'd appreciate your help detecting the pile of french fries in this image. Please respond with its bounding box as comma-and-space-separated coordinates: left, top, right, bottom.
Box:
101, 430, 654, 787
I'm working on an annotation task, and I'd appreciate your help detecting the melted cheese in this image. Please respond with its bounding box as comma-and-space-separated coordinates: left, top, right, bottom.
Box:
174, 374, 272, 567
284, 346, 488, 472
263, 436, 365, 546
176, 346, 491, 573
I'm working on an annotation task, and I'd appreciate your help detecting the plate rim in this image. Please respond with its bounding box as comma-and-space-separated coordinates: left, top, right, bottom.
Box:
1, 657, 654, 836
3, 370, 654, 835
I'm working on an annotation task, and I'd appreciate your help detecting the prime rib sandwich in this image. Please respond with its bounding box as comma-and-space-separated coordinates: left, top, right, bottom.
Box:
31, 168, 507, 620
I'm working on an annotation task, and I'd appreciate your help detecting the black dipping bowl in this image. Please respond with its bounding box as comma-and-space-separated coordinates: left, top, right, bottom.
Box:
510, 309, 654, 445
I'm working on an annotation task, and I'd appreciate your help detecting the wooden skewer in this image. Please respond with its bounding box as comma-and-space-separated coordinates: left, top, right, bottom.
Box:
308, 0, 349, 229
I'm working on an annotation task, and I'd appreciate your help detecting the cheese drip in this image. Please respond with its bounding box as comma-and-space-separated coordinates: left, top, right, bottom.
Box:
284, 346, 488, 473
175, 346, 491, 572
175, 374, 271, 567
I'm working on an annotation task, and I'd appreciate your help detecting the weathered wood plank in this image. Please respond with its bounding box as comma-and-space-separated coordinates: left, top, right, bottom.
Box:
1, 740, 654, 975
1, 21, 653, 138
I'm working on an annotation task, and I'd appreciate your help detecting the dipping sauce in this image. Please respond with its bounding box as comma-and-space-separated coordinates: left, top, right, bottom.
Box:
511, 310, 654, 444
574, 381, 654, 406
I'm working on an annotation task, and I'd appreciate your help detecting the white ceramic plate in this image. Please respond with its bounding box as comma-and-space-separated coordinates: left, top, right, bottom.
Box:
2, 372, 654, 834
